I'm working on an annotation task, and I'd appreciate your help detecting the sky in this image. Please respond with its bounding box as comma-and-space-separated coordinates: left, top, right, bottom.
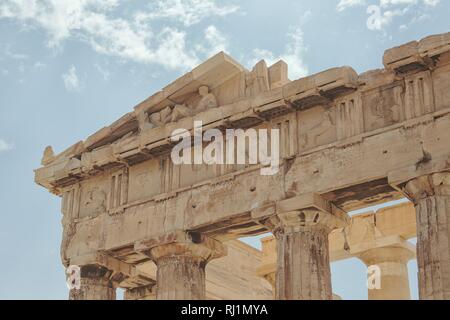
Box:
0, 0, 449, 300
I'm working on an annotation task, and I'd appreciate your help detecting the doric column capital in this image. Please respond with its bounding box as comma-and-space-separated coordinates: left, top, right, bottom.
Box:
403, 172, 450, 203
268, 209, 347, 236
357, 245, 414, 300
144, 232, 226, 263
358, 245, 415, 266
138, 232, 226, 300
255, 193, 349, 236
150, 241, 225, 263
260, 195, 348, 300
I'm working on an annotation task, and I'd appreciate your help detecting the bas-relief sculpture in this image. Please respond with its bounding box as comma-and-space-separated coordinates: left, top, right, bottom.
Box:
298, 107, 336, 150
35, 32, 450, 300
137, 60, 276, 131
146, 86, 219, 128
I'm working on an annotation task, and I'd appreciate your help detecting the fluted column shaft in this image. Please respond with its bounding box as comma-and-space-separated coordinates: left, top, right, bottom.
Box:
269, 209, 345, 300
275, 226, 331, 299
404, 172, 450, 299
156, 255, 206, 300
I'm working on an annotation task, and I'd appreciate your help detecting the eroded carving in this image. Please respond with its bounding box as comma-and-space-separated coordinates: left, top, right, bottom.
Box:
60, 185, 80, 266
83, 188, 106, 217
146, 86, 218, 128
245, 60, 270, 97
299, 109, 335, 150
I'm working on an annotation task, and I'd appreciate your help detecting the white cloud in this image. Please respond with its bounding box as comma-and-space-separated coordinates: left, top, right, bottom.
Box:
0, 0, 240, 71
250, 27, 308, 80
62, 65, 81, 91
337, 0, 440, 12
94, 63, 110, 81
0, 0, 120, 47
379, 0, 417, 6
138, 0, 239, 26
150, 27, 199, 69
195, 25, 229, 57
337, 0, 366, 12
204, 25, 228, 54
0, 139, 14, 153
0, 44, 29, 60
379, 0, 439, 7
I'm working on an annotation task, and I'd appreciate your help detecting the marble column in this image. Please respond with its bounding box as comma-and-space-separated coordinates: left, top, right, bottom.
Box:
270, 209, 345, 300
150, 236, 225, 300
69, 265, 116, 300
258, 236, 276, 295
403, 172, 450, 299
359, 246, 414, 300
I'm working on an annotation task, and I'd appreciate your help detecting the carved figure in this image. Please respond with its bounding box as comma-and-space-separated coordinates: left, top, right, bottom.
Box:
245, 61, 270, 97
391, 104, 401, 122
84, 188, 106, 217
171, 104, 193, 122
370, 95, 386, 128
195, 85, 218, 112
299, 111, 334, 148
147, 86, 218, 126
149, 106, 172, 127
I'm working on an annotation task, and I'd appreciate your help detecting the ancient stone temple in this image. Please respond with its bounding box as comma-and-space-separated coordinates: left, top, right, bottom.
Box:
35, 32, 450, 300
